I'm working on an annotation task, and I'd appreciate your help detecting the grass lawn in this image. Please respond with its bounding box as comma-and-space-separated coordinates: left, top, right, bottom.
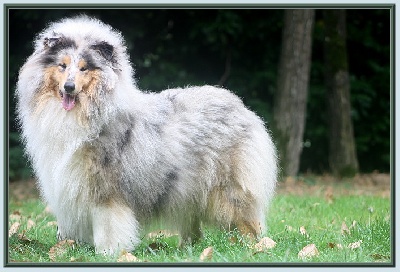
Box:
7, 176, 392, 265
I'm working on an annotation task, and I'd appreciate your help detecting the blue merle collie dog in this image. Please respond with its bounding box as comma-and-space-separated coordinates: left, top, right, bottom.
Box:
16, 15, 277, 254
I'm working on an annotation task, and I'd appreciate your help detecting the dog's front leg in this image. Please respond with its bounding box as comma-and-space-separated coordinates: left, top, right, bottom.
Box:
91, 201, 140, 255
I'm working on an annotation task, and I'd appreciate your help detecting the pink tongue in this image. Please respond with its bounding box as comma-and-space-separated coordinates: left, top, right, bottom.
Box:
62, 94, 76, 111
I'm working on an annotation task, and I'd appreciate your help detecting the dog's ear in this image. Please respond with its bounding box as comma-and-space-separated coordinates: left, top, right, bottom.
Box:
42, 34, 75, 51
43, 37, 62, 49
90, 41, 114, 61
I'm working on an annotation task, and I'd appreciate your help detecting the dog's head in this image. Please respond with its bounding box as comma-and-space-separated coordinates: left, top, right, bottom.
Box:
25, 16, 134, 119
40, 35, 117, 111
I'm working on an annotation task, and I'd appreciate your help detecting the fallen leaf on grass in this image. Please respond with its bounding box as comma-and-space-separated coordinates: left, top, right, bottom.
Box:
199, 246, 213, 261
299, 226, 308, 237
9, 211, 22, 221
371, 253, 390, 261
9, 222, 20, 237
228, 236, 238, 244
17, 232, 32, 242
148, 242, 160, 251
341, 221, 350, 235
27, 219, 36, 230
327, 242, 335, 249
298, 244, 319, 258
348, 240, 362, 249
285, 225, 294, 232
117, 250, 140, 262
48, 240, 75, 262
12, 210, 21, 216
254, 237, 276, 252
327, 242, 343, 249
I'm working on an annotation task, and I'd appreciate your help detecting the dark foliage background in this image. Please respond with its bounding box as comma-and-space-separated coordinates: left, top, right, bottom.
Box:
7, 8, 391, 180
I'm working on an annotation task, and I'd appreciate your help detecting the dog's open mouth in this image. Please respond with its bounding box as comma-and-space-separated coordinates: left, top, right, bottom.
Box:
59, 91, 78, 111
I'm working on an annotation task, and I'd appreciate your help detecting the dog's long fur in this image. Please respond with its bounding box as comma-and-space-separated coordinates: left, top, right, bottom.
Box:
16, 16, 277, 254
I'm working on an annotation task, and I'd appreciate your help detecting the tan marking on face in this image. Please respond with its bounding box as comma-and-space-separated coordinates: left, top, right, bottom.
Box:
61, 56, 71, 66
78, 59, 87, 71
33, 66, 67, 115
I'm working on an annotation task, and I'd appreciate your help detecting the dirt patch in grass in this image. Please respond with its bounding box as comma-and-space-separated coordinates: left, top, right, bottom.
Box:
9, 173, 391, 201
9, 179, 40, 201
277, 172, 390, 198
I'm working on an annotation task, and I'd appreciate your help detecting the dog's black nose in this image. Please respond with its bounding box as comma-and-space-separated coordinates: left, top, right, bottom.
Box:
64, 82, 75, 93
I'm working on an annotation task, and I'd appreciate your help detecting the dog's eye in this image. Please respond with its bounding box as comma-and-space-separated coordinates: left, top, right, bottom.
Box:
59, 63, 67, 69
80, 67, 88, 72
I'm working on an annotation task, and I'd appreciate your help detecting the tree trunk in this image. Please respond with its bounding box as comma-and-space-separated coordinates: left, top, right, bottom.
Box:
324, 9, 359, 177
273, 9, 315, 177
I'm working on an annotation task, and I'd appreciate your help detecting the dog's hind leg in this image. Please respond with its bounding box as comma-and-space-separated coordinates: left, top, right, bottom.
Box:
231, 198, 265, 239
206, 184, 264, 239
207, 141, 274, 239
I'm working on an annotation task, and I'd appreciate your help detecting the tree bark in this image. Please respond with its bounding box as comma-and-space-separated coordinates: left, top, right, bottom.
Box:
273, 9, 315, 177
324, 9, 359, 177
